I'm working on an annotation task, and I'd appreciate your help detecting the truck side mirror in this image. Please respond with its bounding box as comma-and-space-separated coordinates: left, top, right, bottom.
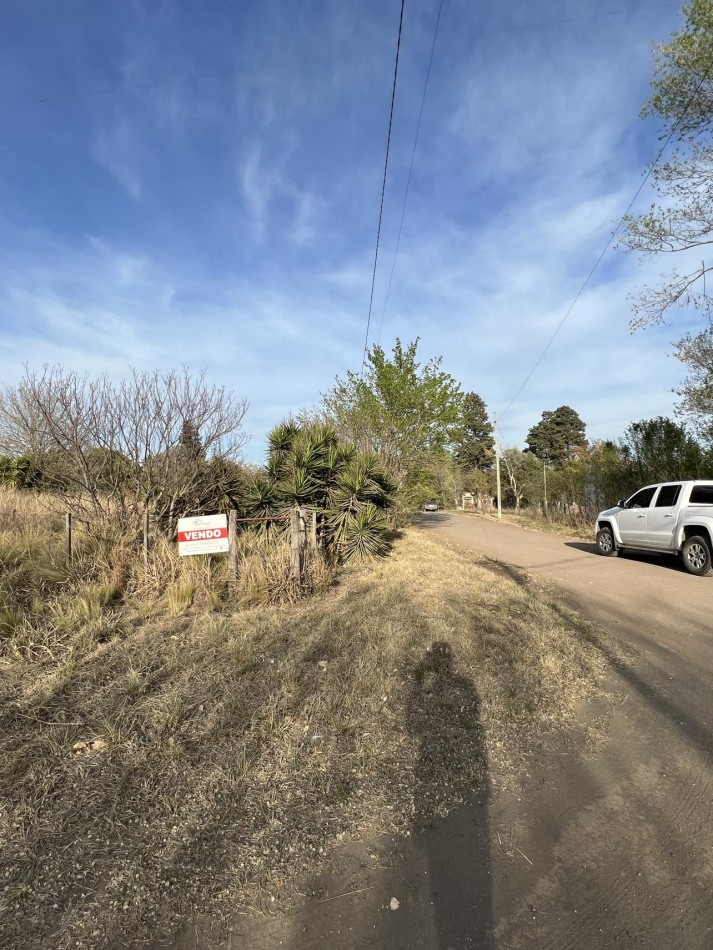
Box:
617, 499, 626, 508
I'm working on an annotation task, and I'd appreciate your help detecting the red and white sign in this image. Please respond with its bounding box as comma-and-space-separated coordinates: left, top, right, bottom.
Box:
177, 514, 229, 556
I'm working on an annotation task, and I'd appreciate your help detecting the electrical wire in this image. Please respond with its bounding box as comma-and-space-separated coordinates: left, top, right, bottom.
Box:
499, 64, 713, 422
361, 0, 406, 373
371, 2, 672, 352
376, 0, 444, 346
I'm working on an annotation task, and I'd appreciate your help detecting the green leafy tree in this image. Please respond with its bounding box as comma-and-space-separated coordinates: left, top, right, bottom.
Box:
322, 339, 464, 498
620, 0, 713, 327
526, 406, 587, 466
583, 440, 633, 512
674, 327, 713, 442
453, 392, 494, 471
500, 448, 543, 511
619, 416, 706, 483
407, 448, 463, 510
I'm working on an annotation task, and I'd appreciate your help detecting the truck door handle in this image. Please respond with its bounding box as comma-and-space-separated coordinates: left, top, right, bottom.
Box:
664, 513, 674, 517
637, 514, 646, 518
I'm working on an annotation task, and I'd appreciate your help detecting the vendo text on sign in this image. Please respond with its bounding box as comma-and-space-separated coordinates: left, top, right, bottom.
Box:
177, 514, 229, 556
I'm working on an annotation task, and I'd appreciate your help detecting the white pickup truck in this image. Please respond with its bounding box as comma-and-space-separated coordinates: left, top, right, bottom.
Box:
595, 480, 713, 576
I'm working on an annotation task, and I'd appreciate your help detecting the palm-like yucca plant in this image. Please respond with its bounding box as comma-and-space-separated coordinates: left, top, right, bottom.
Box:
277, 464, 321, 507
239, 421, 395, 561
335, 504, 390, 560
267, 421, 300, 467
241, 478, 285, 538
324, 453, 395, 558
336, 453, 394, 506
288, 432, 329, 483
243, 478, 280, 516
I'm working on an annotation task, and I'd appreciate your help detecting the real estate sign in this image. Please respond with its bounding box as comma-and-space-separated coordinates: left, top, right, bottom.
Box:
177, 514, 229, 556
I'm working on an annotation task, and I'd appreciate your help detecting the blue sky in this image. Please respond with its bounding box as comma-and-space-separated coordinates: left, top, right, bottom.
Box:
0, 0, 701, 462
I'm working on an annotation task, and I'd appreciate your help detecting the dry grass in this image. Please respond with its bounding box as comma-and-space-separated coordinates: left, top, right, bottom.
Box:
466, 507, 594, 540
0, 487, 330, 663
0, 487, 623, 949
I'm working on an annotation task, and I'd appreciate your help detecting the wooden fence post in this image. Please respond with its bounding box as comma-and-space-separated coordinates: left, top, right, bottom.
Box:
228, 510, 238, 593
65, 512, 72, 565
309, 509, 318, 553
299, 508, 307, 558
143, 508, 150, 565
291, 508, 303, 584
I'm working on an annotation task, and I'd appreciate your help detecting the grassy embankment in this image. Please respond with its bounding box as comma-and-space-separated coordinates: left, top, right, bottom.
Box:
0, 486, 618, 949
465, 505, 595, 540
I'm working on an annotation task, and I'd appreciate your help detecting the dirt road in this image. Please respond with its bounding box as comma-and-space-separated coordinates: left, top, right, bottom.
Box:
201, 513, 713, 950
419, 511, 713, 949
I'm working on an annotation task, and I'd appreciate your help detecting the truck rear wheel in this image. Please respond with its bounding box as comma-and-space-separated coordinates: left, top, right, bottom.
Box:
596, 526, 617, 556
682, 535, 713, 576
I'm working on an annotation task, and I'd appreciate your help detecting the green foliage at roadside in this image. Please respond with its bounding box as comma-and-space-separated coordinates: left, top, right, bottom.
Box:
453, 392, 494, 472
500, 415, 713, 522
526, 406, 587, 466
620, 416, 705, 483
321, 339, 464, 514
242, 421, 395, 561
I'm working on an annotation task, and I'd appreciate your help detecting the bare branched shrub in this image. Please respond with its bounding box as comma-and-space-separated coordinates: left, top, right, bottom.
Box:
0, 366, 249, 533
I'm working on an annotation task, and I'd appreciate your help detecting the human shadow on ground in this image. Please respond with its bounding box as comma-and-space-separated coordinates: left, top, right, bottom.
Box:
226, 641, 494, 950
405, 641, 493, 949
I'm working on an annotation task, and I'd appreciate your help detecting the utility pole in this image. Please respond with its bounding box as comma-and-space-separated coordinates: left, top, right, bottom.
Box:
543, 459, 548, 516
494, 413, 502, 520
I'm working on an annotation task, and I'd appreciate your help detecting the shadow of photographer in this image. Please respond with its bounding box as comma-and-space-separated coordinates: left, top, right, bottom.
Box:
405, 641, 493, 949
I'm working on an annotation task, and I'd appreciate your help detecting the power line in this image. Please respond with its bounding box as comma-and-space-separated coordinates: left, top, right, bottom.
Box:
361, 0, 406, 373
499, 65, 713, 422
372, 1, 671, 351
376, 0, 444, 346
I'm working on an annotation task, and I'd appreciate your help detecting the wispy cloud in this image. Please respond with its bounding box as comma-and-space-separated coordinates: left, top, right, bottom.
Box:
0, 0, 693, 465
238, 141, 327, 246
92, 113, 142, 200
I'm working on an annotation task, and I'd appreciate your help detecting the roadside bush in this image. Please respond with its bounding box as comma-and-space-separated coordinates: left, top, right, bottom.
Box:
241, 421, 396, 561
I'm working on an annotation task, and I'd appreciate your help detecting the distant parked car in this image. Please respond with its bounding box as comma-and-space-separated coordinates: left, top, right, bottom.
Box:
422, 500, 439, 512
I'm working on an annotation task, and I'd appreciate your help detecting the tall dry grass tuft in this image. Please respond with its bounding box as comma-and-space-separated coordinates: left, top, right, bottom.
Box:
0, 487, 334, 661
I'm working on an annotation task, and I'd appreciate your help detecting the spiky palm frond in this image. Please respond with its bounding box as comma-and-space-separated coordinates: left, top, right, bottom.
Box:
267, 421, 299, 464
265, 455, 283, 482
331, 504, 390, 560
256, 423, 395, 559
334, 456, 394, 509
309, 424, 340, 451
277, 465, 321, 505
243, 478, 280, 516
289, 432, 328, 473
240, 478, 286, 538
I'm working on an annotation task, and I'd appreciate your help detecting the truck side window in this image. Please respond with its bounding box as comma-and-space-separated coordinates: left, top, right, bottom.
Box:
627, 487, 657, 509
689, 485, 713, 504
655, 484, 681, 507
